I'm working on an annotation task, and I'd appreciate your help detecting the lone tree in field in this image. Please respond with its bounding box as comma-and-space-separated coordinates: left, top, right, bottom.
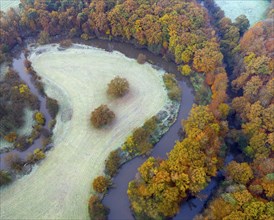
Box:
107, 76, 129, 98
91, 105, 115, 128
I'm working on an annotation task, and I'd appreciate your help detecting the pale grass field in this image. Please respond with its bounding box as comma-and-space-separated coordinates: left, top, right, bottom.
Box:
0, 0, 20, 11
0, 44, 168, 219
215, 0, 270, 25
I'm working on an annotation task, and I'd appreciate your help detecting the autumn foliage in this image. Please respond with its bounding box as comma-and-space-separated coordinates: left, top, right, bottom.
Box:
196, 8, 274, 220
92, 176, 110, 193
107, 76, 129, 98
90, 105, 115, 128
88, 195, 109, 220
0, 0, 253, 219
128, 105, 227, 218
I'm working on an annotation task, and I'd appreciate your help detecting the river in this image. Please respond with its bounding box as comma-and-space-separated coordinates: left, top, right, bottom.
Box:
83, 40, 220, 220
0, 53, 52, 171
1, 40, 221, 220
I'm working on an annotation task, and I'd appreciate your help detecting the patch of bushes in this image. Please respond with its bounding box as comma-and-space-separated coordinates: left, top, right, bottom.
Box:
92, 176, 111, 193
40, 127, 51, 138
59, 39, 73, 48
105, 149, 121, 177
34, 111, 45, 125
14, 135, 29, 151
91, 105, 115, 128
88, 195, 109, 220
190, 73, 212, 105
4, 132, 17, 143
137, 53, 147, 64
41, 137, 52, 148
143, 116, 157, 134
4, 153, 23, 171
38, 31, 49, 45
27, 149, 45, 164
30, 124, 42, 140
24, 59, 32, 69
34, 80, 45, 95
107, 76, 129, 98
46, 97, 59, 118
180, 64, 192, 76
48, 119, 56, 130
163, 73, 181, 101
122, 116, 158, 156
0, 170, 12, 186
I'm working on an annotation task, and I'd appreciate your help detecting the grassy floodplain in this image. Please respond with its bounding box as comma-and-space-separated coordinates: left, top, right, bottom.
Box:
0, 44, 169, 219
0, 0, 20, 12
215, 0, 270, 25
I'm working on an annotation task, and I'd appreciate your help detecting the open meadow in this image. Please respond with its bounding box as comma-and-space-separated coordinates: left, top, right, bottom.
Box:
0, 44, 168, 219
0, 0, 20, 11
215, 0, 270, 25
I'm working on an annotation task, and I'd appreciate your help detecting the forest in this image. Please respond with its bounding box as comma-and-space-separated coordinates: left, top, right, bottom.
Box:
0, 0, 273, 219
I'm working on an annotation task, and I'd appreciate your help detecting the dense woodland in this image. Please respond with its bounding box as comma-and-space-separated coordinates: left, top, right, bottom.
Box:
195, 7, 274, 220
0, 0, 273, 219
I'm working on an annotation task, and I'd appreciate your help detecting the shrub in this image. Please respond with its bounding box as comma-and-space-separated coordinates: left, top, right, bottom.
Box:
14, 136, 28, 151
46, 97, 59, 118
181, 64, 192, 76
40, 128, 51, 138
105, 149, 121, 177
31, 124, 42, 140
163, 73, 176, 90
137, 53, 147, 64
122, 116, 158, 155
27, 149, 46, 164
132, 127, 150, 145
92, 176, 110, 193
0, 170, 12, 186
4, 153, 23, 171
138, 142, 153, 155
38, 31, 50, 45
24, 60, 32, 69
59, 39, 73, 48
90, 105, 115, 128
34, 80, 45, 95
163, 73, 181, 101
168, 87, 181, 101
48, 119, 56, 130
81, 33, 89, 41
4, 132, 17, 143
69, 28, 78, 38
107, 76, 129, 98
88, 195, 109, 220
0, 52, 5, 64
42, 137, 52, 148
143, 116, 158, 134
34, 111, 45, 125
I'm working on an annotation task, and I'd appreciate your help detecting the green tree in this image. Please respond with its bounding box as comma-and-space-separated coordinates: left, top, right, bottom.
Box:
235, 15, 250, 36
